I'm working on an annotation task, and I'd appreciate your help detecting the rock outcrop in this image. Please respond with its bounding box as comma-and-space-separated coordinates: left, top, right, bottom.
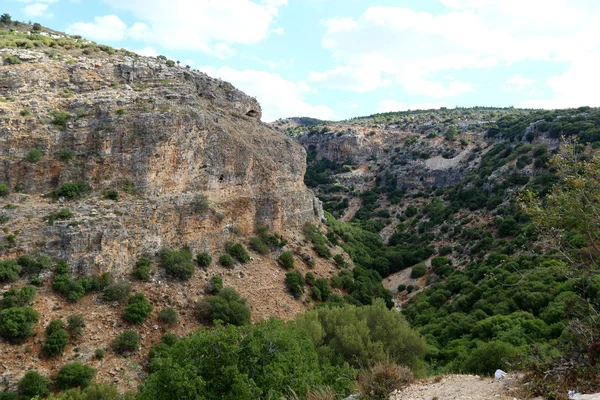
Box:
0, 49, 323, 274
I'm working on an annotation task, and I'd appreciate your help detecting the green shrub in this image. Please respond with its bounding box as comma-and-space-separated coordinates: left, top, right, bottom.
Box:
94, 348, 105, 360
55, 362, 96, 390
0, 260, 21, 282
57, 149, 74, 162
405, 205, 418, 218
132, 257, 152, 281
196, 252, 212, 268
122, 294, 152, 324
463, 341, 517, 375
18, 371, 50, 399
45, 208, 73, 224
0, 183, 9, 197
161, 332, 178, 346
112, 330, 139, 355
139, 319, 322, 400
26, 148, 43, 163
311, 286, 322, 301
55, 181, 90, 199
410, 263, 427, 279
42, 326, 69, 357
278, 251, 295, 270
397, 284, 406, 292
191, 193, 209, 213
103, 189, 119, 201
314, 243, 332, 259
50, 110, 70, 127
208, 276, 223, 294
158, 307, 178, 326
46, 319, 65, 335
165, 59, 175, 67
103, 280, 131, 302
116, 108, 126, 115
333, 254, 347, 268
226, 243, 250, 263
285, 271, 305, 299
197, 287, 250, 326
314, 278, 332, 301
295, 300, 426, 369
159, 248, 195, 280
305, 272, 316, 286
219, 254, 234, 267
4, 54, 21, 65
68, 314, 85, 338
1, 286, 36, 308
0, 306, 39, 343
0, 391, 17, 400
249, 236, 269, 255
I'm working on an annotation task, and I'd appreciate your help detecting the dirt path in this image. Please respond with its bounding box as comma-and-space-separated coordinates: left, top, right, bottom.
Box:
390, 374, 514, 400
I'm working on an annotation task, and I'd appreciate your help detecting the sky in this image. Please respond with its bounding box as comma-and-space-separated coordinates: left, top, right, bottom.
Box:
4, 0, 600, 121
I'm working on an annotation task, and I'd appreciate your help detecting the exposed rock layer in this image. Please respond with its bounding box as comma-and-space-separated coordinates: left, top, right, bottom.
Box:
0, 50, 323, 274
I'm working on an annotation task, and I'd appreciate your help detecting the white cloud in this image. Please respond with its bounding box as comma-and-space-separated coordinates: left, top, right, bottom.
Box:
199, 66, 334, 122
66, 15, 128, 41
503, 74, 535, 92
313, 2, 600, 103
15, 0, 57, 3
78, 0, 288, 57
134, 46, 159, 57
517, 55, 600, 109
23, 3, 53, 18
377, 100, 454, 113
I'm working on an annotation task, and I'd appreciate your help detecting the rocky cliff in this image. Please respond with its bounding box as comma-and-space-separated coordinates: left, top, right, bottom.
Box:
0, 48, 322, 275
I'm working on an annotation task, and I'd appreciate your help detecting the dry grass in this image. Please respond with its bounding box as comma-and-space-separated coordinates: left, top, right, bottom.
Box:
357, 362, 415, 400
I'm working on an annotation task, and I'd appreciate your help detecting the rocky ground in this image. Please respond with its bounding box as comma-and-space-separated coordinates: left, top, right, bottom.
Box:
390, 374, 516, 400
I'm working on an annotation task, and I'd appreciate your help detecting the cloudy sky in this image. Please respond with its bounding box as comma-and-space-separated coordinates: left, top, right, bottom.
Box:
5, 0, 600, 121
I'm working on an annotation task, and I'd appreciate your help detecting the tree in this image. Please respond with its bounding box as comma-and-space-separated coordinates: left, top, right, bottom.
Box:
197, 287, 250, 326
160, 248, 195, 280
0, 307, 39, 343
0, 14, 12, 25
112, 330, 140, 354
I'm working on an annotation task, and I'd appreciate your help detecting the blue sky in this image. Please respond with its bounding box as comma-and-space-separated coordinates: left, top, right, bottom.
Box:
5, 0, 600, 121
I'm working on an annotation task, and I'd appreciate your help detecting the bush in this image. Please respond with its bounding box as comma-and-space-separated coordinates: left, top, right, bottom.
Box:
249, 237, 269, 255
0, 260, 21, 282
94, 348, 105, 360
314, 243, 332, 259
410, 263, 427, 279
191, 193, 209, 213
278, 251, 295, 270
122, 294, 152, 324
0, 306, 39, 343
55, 181, 90, 199
42, 326, 69, 358
45, 208, 73, 224
158, 307, 178, 326
55, 362, 96, 390
161, 332, 178, 346
112, 330, 139, 355
208, 276, 223, 294
132, 257, 152, 281
67, 314, 85, 337
197, 287, 250, 326
357, 362, 414, 400
103, 189, 119, 201
159, 248, 195, 280
18, 371, 50, 399
103, 281, 131, 302
196, 252, 212, 268
226, 243, 250, 263
4, 54, 21, 65
314, 278, 332, 301
463, 341, 517, 375
50, 110, 70, 127
219, 254, 234, 268
0, 183, 9, 197
46, 319, 65, 335
333, 254, 347, 268
1, 286, 36, 308
0, 391, 17, 400
285, 271, 305, 299
57, 149, 74, 162
26, 148, 43, 163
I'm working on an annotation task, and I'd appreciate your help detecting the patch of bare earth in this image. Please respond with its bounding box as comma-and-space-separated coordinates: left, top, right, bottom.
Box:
390, 374, 514, 400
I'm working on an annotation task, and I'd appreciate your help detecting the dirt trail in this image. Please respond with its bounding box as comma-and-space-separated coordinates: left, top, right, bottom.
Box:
390, 374, 514, 400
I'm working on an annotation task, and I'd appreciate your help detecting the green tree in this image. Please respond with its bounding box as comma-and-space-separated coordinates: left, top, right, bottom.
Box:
0, 307, 39, 343
160, 248, 195, 280
122, 294, 152, 324
445, 125, 459, 141
0, 14, 12, 25
112, 330, 139, 355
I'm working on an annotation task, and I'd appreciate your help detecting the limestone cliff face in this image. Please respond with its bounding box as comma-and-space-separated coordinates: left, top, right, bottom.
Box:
0, 49, 323, 274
